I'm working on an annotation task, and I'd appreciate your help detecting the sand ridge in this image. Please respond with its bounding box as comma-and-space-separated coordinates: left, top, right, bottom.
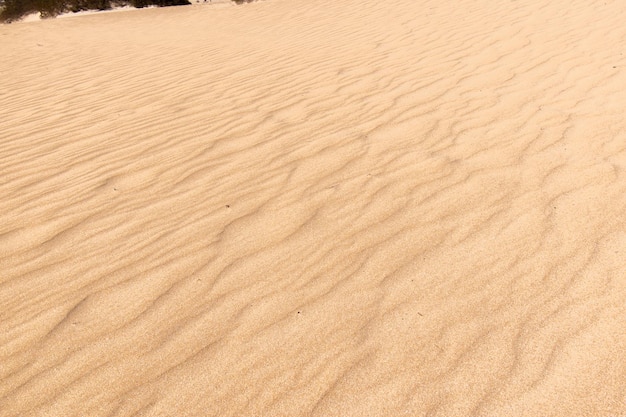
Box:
1, 0, 626, 415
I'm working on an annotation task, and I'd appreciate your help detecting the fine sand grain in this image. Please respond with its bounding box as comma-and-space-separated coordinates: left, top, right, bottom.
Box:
1, 0, 626, 415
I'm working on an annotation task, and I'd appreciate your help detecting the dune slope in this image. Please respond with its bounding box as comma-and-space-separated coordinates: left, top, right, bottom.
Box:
1, 0, 626, 415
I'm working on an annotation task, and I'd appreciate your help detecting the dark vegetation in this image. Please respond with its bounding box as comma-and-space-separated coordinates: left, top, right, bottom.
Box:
0, 0, 191, 22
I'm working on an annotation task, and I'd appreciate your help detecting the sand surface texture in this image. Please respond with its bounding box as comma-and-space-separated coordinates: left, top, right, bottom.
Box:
1, 0, 626, 415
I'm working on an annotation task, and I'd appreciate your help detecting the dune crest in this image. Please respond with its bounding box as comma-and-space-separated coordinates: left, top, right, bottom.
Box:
1, 0, 625, 415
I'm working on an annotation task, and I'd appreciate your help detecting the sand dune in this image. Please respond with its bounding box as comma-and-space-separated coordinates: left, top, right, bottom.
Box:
1, 0, 626, 415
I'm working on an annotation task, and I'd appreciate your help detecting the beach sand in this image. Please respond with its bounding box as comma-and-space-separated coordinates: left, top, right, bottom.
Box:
1, 0, 625, 415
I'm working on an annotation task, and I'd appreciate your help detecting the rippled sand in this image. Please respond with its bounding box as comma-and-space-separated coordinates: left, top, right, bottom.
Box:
1, 0, 626, 415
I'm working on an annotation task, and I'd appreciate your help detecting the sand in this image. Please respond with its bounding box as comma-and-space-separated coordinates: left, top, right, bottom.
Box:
1, 0, 626, 415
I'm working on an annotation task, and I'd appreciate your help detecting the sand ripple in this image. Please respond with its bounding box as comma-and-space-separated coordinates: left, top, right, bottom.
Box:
1, 0, 626, 415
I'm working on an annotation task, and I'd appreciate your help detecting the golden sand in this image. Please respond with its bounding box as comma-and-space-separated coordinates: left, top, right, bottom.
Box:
1, 0, 625, 415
